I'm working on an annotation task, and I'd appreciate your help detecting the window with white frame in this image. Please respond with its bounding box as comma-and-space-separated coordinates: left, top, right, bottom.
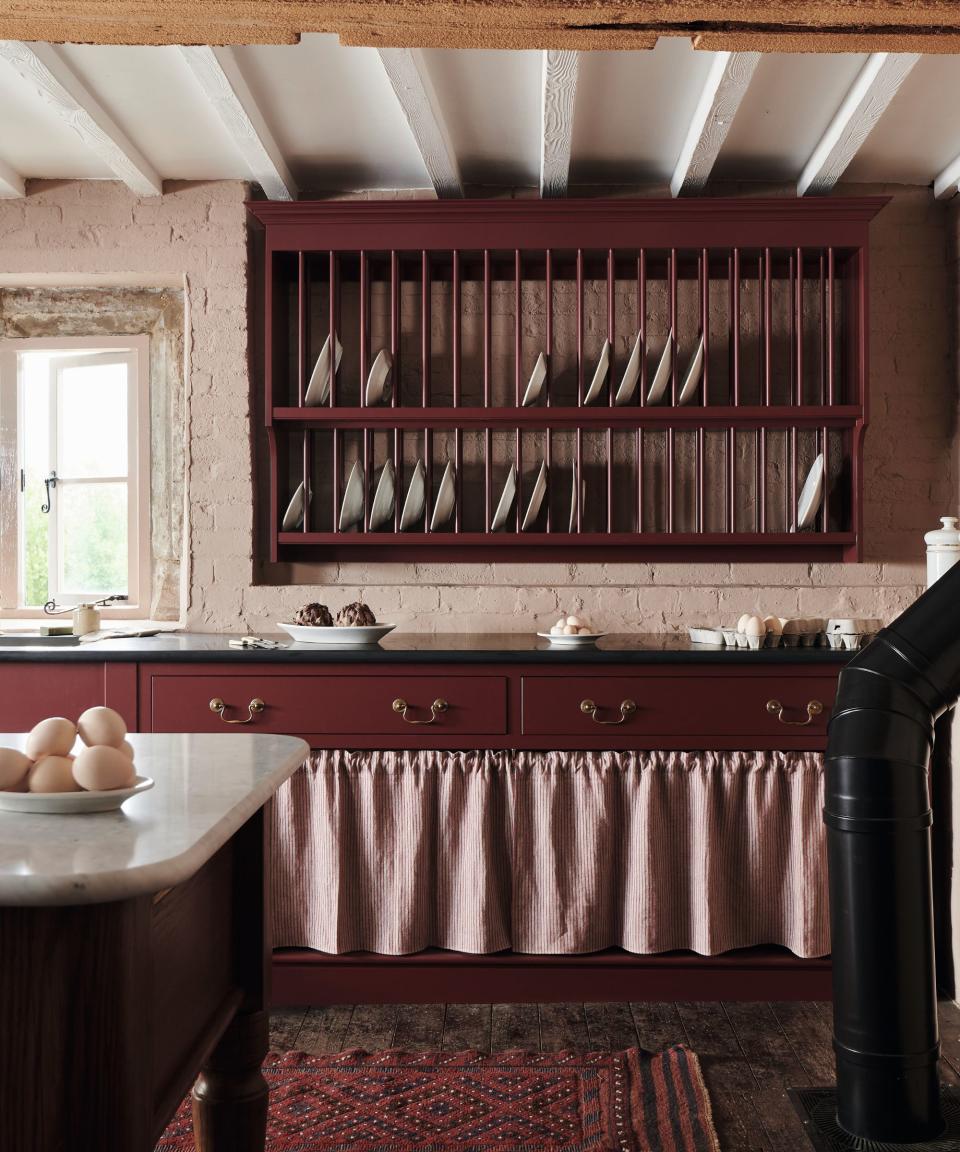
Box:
0, 337, 150, 614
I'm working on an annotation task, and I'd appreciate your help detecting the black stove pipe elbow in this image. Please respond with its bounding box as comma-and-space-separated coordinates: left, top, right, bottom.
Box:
826, 561, 960, 1143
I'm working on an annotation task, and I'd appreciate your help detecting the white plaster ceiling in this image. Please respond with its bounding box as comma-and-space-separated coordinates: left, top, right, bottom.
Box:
0, 33, 958, 201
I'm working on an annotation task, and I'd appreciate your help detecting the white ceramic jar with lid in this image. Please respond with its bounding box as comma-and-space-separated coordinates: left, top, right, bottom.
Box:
924, 516, 960, 588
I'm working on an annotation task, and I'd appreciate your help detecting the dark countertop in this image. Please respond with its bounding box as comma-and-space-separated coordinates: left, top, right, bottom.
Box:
0, 631, 854, 665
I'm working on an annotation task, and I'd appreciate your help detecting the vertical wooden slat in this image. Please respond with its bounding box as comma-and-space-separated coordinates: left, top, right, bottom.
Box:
668, 254, 676, 534
298, 252, 310, 532
827, 247, 836, 405
696, 251, 705, 532
360, 250, 369, 532
391, 250, 400, 532
819, 250, 826, 404
484, 249, 492, 530
796, 246, 804, 406
576, 248, 583, 532
515, 249, 522, 532
729, 248, 739, 534
453, 249, 462, 532
732, 247, 741, 405
545, 249, 553, 532
607, 247, 614, 532
422, 250, 431, 533
822, 426, 830, 533
329, 250, 339, 533
637, 251, 645, 533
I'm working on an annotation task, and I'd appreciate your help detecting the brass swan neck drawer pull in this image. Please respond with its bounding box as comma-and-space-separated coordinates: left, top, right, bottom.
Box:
393, 697, 449, 725
580, 698, 637, 725
209, 697, 265, 725
766, 699, 824, 726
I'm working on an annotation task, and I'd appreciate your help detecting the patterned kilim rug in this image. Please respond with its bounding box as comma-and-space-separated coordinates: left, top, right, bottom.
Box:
157, 1045, 719, 1152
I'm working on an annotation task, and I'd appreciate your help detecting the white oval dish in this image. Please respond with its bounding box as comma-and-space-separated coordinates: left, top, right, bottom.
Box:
536, 631, 605, 647
0, 775, 154, 815
278, 622, 396, 647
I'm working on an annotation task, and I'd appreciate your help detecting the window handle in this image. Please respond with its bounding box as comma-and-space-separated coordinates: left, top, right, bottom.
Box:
41, 471, 57, 514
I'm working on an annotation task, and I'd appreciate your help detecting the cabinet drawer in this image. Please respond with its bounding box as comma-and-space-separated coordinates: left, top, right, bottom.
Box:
522, 675, 836, 739
150, 674, 507, 736
0, 663, 106, 730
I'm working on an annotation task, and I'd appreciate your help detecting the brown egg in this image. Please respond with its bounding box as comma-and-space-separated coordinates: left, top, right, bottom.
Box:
77, 706, 127, 749
28, 755, 80, 793
73, 745, 136, 792
117, 739, 135, 760
25, 717, 77, 760
0, 747, 32, 790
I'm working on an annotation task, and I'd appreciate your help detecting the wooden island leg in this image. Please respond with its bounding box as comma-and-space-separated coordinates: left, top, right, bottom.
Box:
192, 1009, 269, 1152
192, 806, 272, 1152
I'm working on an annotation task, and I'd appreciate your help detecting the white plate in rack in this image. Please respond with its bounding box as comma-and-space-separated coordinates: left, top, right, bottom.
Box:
399, 459, 426, 532
614, 331, 643, 406
582, 339, 610, 405
677, 334, 705, 405
304, 333, 343, 406
490, 464, 517, 532
278, 622, 396, 646
646, 331, 673, 404
338, 460, 365, 531
281, 481, 308, 531
795, 453, 825, 531
0, 775, 154, 815
536, 631, 605, 647
365, 348, 393, 406
369, 460, 396, 530
522, 352, 548, 407
430, 461, 456, 530
521, 460, 548, 531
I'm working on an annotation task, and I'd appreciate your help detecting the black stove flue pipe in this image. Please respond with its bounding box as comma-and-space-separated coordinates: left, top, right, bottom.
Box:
826, 560, 960, 1144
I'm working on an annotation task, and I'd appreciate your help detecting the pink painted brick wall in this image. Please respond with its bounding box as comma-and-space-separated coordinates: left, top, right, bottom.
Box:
0, 180, 952, 633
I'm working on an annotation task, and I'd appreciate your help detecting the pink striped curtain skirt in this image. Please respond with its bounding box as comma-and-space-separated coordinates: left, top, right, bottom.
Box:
270, 750, 829, 958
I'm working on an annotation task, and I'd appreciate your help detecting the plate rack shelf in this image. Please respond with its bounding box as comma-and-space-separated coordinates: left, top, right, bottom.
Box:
247, 198, 886, 563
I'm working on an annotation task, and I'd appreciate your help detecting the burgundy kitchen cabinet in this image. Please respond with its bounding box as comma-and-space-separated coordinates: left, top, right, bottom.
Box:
0, 663, 138, 732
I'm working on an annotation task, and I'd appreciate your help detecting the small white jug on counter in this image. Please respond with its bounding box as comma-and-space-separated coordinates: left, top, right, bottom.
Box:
924, 516, 960, 588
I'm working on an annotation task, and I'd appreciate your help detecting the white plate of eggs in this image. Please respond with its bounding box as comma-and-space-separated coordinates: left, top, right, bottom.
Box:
538, 614, 605, 647
0, 706, 153, 814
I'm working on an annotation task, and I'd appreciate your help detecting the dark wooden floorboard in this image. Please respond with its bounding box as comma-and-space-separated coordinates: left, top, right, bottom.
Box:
295, 1004, 354, 1054
441, 1004, 492, 1053
274, 999, 960, 1150
584, 1001, 641, 1051
393, 1003, 446, 1051
490, 1003, 540, 1052
268, 1007, 306, 1052
538, 1002, 591, 1051
676, 1001, 770, 1152
341, 1003, 399, 1050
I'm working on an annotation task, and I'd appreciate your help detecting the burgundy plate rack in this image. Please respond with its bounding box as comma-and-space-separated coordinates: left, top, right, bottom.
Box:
247, 198, 886, 563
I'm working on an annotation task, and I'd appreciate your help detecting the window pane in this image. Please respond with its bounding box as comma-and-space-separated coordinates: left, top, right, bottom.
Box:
59, 483, 128, 597
58, 362, 128, 477
21, 357, 51, 607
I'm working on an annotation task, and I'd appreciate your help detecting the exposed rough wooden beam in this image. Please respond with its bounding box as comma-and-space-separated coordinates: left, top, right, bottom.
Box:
0, 41, 162, 196
670, 51, 759, 197
180, 45, 297, 201
377, 48, 462, 198
798, 52, 920, 196
540, 50, 579, 198
934, 155, 960, 201
4, 3, 960, 52
0, 156, 25, 198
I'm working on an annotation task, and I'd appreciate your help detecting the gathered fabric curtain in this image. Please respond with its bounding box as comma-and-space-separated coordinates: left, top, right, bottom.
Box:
270, 749, 829, 959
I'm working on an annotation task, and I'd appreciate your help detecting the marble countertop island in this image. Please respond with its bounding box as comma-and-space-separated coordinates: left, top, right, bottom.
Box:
0, 732, 308, 906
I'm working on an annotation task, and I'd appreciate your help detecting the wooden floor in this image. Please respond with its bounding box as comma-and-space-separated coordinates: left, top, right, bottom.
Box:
270, 999, 960, 1152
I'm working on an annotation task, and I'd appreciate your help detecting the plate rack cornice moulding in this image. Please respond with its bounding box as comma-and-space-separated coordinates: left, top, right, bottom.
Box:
247, 196, 886, 565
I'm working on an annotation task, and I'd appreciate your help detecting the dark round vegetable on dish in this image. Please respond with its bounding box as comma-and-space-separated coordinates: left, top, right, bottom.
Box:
294, 602, 333, 627
336, 601, 377, 627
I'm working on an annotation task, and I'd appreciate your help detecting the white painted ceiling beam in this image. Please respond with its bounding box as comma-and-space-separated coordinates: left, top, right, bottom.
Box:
377, 48, 463, 198
0, 41, 162, 196
798, 52, 920, 196
670, 52, 759, 197
180, 45, 296, 201
540, 50, 579, 198
0, 155, 25, 198
933, 154, 960, 200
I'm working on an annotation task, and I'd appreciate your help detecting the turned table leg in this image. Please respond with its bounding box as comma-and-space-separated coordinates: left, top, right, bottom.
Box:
192, 1008, 270, 1152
